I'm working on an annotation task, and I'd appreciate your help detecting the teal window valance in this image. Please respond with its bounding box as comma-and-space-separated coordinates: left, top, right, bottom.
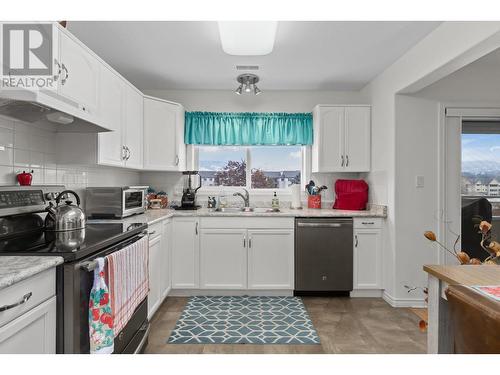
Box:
184, 112, 313, 146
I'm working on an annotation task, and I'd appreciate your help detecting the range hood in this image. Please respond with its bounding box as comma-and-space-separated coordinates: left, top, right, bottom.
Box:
0, 89, 111, 133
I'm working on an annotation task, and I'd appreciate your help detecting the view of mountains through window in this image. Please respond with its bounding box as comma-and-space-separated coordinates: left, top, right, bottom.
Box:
461, 133, 500, 196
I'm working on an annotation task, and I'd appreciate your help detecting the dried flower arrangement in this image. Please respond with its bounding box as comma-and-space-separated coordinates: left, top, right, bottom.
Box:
424, 220, 500, 265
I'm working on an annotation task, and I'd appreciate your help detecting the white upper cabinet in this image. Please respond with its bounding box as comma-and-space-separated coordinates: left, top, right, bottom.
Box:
344, 107, 371, 172
312, 105, 371, 172
312, 106, 344, 172
97, 66, 124, 167
143, 96, 186, 171
97, 71, 144, 169
57, 30, 100, 115
123, 85, 144, 169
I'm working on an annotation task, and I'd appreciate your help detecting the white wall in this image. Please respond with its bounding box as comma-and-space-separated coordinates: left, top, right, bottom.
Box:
362, 21, 500, 306
0, 114, 140, 204
144, 89, 368, 112
394, 95, 441, 301
141, 89, 368, 206
414, 47, 500, 102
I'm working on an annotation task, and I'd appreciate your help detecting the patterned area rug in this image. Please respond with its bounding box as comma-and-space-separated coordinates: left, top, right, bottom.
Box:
167, 296, 320, 344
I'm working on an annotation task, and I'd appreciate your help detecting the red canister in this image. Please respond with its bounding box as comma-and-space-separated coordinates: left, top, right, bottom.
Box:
307, 195, 321, 209
17, 170, 33, 186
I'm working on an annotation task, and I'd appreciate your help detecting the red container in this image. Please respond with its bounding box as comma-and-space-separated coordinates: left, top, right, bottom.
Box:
333, 179, 369, 210
17, 171, 33, 186
307, 195, 321, 209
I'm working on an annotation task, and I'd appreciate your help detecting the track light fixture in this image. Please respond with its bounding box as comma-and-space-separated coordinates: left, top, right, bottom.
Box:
235, 74, 262, 96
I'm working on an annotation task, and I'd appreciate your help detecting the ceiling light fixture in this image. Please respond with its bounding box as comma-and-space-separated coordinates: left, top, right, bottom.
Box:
218, 21, 278, 56
235, 74, 261, 96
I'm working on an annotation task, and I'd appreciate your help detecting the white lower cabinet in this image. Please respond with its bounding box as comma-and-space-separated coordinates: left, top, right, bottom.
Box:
0, 269, 57, 354
160, 219, 172, 300
200, 229, 247, 289
171, 218, 200, 289
247, 229, 294, 290
148, 232, 162, 319
0, 296, 56, 354
353, 219, 382, 290
147, 219, 173, 319
186, 218, 295, 292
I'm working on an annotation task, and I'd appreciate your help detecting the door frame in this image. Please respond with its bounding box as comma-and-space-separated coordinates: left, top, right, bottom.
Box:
438, 102, 500, 264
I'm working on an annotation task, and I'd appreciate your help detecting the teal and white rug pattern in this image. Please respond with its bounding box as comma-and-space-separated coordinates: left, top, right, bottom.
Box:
167, 296, 320, 344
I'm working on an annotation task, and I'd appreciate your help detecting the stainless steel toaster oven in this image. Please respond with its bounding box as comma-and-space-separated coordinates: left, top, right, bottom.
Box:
85, 186, 148, 219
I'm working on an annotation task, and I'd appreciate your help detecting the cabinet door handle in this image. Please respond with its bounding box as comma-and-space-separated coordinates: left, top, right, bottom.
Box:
341, 155, 344, 167
195, 222, 198, 235
54, 59, 61, 81
61, 63, 69, 85
175, 155, 179, 166
361, 222, 375, 225
243, 237, 246, 248
148, 230, 156, 236
346, 155, 349, 167
249, 237, 252, 248
122, 145, 127, 160
0, 292, 32, 312
126, 146, 131, 160
355, 235, 358, 247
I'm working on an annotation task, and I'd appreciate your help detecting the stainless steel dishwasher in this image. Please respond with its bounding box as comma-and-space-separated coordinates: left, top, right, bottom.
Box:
295, 218, 353, 294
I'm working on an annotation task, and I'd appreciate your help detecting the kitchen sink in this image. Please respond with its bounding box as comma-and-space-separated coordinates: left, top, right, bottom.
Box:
213, 207, 247, 213
213, 207, 280, 213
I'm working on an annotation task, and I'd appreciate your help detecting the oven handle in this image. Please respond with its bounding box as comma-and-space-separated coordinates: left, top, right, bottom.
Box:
133, 322, 151, 354
79, 231, 148, 272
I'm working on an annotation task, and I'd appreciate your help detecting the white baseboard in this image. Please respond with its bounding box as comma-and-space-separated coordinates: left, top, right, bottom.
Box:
169, 289, 293, 297
350, 289, 383, 298
382, 291, 427, 308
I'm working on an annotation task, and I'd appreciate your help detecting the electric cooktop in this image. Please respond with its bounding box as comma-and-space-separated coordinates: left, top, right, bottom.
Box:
0, 222, 147, 262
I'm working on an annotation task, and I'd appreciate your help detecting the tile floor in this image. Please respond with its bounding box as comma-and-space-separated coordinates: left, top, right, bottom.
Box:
144, 297, 426, 354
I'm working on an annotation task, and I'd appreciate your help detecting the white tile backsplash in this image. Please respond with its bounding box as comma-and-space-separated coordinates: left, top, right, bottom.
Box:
0, 115, 140, 196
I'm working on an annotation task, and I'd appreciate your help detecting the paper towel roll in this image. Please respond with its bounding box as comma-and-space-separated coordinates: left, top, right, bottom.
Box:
290, 184, 302, 209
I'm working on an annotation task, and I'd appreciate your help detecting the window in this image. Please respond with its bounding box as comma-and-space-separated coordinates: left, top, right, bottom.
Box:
197, 146, 303, 190
461, 133, 500, 196
461, 123, 500, 216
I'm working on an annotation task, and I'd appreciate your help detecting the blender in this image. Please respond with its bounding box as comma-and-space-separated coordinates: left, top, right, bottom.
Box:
176, 171, 202, 210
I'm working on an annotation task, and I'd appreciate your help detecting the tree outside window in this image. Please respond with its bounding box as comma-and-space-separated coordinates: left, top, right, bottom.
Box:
198, 146, 302, 190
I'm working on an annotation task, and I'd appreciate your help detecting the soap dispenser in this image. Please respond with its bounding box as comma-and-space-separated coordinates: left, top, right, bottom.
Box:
271, 191, 280, 210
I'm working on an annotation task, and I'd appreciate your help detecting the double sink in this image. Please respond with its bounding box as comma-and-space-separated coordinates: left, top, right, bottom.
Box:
213, 207, 280, 213
211, 189, 280, 214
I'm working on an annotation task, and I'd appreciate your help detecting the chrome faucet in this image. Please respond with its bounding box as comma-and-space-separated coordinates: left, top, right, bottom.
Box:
233, 188, 250, 208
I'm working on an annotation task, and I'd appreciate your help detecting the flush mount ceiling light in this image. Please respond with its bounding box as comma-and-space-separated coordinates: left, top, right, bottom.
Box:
218, 21, 278, 56
235, 74, 262, 96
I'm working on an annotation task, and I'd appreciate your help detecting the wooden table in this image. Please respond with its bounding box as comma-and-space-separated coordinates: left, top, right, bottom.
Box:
423, 265, 500, 354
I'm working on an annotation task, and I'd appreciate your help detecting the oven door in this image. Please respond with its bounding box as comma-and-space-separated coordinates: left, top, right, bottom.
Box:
122, 189, 145, 217
58, 233, 149, 354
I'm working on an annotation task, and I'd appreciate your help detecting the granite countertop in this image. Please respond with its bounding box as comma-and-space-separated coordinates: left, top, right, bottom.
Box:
0, 256, 64, 290
106, 204, 387, 226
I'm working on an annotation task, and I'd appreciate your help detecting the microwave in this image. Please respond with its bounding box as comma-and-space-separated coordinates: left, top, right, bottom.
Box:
85, 186, 148, 219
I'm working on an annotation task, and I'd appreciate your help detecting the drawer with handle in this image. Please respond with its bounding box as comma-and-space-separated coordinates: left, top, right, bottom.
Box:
148, 222, 162, 239
0, 269, 55, 328
353, 218, 382, 229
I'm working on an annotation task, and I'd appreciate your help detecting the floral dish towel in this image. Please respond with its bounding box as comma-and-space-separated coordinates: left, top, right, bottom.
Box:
89, 258, 114, 354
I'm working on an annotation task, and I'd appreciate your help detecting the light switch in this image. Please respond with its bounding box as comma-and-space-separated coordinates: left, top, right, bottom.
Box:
416, 175, 425, 188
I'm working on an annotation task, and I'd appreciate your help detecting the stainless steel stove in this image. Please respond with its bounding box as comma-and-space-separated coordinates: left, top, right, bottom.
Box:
0, 185, 149, 354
